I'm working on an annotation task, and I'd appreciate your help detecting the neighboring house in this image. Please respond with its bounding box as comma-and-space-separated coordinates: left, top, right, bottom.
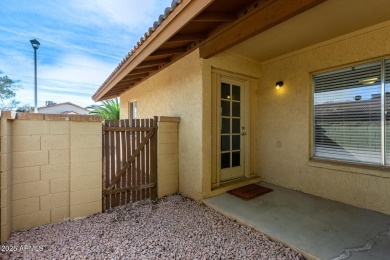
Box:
38, 102, 90, 115
93, 0, 390, 215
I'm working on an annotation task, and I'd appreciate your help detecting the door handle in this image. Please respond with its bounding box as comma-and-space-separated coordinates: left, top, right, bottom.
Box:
241, 132, 246, 136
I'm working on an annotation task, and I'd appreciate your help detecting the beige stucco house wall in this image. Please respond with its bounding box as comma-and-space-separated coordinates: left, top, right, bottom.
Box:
120, 20, 390, 215
257, 21, 390, 215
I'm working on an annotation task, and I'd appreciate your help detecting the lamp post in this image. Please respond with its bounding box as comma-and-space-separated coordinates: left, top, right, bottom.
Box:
30, 39, 40, 113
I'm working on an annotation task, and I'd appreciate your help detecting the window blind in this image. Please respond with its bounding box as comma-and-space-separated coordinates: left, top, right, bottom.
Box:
313, 61, 382, 164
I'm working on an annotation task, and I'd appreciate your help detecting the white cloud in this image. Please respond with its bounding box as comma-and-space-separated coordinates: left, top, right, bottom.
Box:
40, 54, 114, 86
1, 52, 116, 108
0, 0, 174, 109
74, 0, 172, 30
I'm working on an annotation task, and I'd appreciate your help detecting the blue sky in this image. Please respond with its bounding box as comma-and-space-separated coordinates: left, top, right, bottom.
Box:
0, 0, 172, 108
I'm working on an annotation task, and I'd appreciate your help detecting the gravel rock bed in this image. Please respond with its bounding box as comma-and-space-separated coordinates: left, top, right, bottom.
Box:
1, 195, 303, 259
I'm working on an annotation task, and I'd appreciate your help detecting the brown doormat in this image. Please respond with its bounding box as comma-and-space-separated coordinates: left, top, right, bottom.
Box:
228, 184, 273, 201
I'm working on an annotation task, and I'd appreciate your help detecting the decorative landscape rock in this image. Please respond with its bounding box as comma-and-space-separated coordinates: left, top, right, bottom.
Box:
1, 195, 303, 259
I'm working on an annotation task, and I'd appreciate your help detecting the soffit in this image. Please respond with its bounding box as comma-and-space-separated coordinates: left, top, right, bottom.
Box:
93, 0, 254, 101
93, 0, 325, 101
228, 0, 390, 62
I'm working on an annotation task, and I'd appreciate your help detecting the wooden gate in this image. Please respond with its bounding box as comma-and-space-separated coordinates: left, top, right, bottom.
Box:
102, 117, 157, 211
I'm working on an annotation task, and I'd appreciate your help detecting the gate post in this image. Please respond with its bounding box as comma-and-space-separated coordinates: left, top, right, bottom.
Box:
157, 117, 180, 198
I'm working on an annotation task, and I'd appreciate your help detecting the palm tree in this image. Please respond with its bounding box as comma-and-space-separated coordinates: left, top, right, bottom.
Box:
88, 98, 119, 121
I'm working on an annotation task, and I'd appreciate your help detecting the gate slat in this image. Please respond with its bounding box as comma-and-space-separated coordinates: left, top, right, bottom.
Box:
120, 119, 126, 206
136, 119, 141, 201
141, 119, 145, 200
131, 119, 136, 202
152, 116, 158, 199
145, 119, 150, 199
125, 119, 131, 203
109, 120, 116, 208
115, 120, 121, 207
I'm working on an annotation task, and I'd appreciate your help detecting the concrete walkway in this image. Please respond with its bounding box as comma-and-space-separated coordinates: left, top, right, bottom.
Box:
204, 183, 390, 260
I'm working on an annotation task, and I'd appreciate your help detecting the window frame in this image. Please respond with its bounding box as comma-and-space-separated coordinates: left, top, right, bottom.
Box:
129, 100, 137, 122
311, 58, 388, 167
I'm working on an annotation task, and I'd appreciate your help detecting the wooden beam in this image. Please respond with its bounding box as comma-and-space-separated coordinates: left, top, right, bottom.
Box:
116, 79, 141, 88
193, 12, 236, 22
168, 33, 207, 43
138, 58, 171, 68
130, 66, 159, 75
100, 94, 119, 100
150, 47, 187, 57
122, 73, 149, 81
199, 0, 327, 58
103, 183, 156, 195
103, 126, 155, 132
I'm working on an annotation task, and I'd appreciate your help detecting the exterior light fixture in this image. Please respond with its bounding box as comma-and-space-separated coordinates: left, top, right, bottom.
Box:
30, 39, 40, 113
30, 39, 40, 50
276, 81, 284, 89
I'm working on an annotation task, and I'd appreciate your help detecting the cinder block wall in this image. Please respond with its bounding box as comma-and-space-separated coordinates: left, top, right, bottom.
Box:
1, 112, 13, 243
0, 112, 102, 243
157, 117, 179, 197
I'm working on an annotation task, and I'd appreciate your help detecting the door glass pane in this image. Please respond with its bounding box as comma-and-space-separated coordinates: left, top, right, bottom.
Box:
232, 102, 240, 117
221, 153, 230, 169
232, 119, 240, 133
221, 83, 230, 99
232, 135, 240, 150
221, 135, 230, 151
220, 81, 244, 171
232, 85, 240, 101
221, 101, 230, 116
221, 118, 230, 134
232, 151, 240, 167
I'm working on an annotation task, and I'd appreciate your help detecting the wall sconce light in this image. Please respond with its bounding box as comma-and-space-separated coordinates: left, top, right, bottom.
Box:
276, 81, 284, 89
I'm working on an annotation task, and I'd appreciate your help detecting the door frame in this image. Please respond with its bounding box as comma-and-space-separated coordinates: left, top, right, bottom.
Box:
211, 69, 251, 188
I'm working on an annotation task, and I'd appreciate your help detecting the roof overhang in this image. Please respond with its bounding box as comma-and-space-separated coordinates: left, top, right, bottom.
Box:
92, 0, 326, 101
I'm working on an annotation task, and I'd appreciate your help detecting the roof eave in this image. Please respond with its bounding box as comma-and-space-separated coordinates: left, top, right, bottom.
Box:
92, 0, 215, 102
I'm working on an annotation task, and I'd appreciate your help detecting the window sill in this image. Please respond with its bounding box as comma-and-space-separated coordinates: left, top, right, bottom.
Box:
307, 157, 390, 178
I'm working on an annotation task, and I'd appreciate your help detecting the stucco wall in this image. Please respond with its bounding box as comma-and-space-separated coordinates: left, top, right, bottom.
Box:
120, 50, 203, 200
258, 21, 390, 214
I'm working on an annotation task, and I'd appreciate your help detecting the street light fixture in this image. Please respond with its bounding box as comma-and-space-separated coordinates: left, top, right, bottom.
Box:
30, 39, 40, 113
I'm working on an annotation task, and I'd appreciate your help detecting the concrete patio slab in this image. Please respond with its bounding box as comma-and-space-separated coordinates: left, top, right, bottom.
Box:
204, 183, 390, 260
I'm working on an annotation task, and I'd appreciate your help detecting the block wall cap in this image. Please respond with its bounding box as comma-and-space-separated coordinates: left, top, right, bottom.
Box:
1, 112, 102, 122
158, 116, 180, 123
0, 111, 16, 119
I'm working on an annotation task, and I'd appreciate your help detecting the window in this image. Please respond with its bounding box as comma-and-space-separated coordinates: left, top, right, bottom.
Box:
313, 59, 389, 166
129, 101, 137, 122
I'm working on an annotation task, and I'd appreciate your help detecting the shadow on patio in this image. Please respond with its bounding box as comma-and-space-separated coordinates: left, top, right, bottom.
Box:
204, 183, 390, 260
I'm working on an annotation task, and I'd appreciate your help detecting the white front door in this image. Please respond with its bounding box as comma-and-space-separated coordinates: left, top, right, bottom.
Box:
219, 77, 246, 182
